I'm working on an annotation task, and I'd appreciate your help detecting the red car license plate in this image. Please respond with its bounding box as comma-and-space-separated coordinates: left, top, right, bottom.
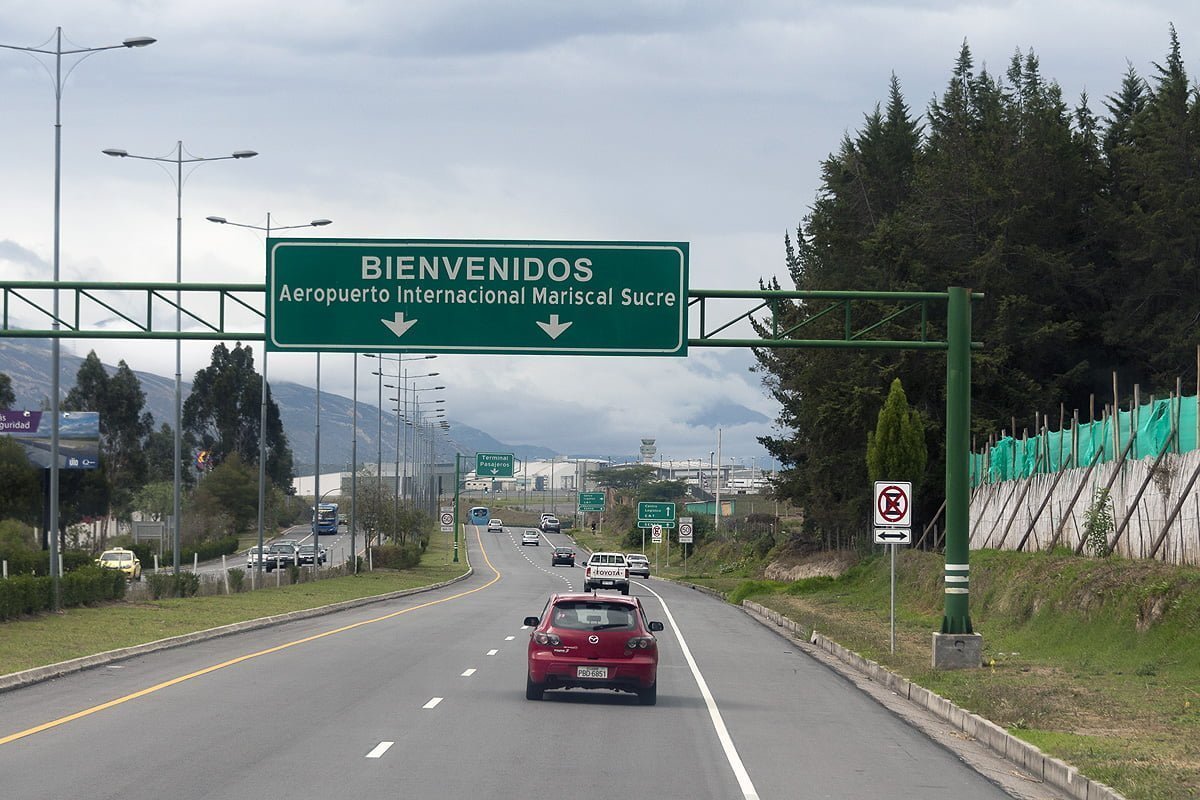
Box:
577, 666, 608, 679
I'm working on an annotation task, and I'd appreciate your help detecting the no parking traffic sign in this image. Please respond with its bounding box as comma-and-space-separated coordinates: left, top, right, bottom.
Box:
873, 481, 912, 528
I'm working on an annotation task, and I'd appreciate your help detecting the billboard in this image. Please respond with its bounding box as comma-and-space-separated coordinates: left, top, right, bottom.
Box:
0, 410, 100, 469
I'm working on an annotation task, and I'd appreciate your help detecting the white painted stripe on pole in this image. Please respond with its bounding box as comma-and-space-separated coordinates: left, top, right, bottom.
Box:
944, 576, 970, 583
639, 582, 761, 800
944, 563, 970, 571
422, 697, 443, 709
461, 668, 476, 677
945, 587, 970, 594
505, 635, 515, 641
486, 648, 499, 656
366, 741, 394, 759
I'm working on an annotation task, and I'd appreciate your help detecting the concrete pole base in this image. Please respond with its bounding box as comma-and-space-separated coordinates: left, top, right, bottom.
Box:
931, 631, 983, 669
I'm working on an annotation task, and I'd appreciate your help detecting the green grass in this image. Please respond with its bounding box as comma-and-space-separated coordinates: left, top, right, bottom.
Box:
0, 531, 469, 676
668, 547, 1200, 800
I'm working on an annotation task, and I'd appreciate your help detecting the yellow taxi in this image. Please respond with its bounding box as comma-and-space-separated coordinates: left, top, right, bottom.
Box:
95, 548, 142, 581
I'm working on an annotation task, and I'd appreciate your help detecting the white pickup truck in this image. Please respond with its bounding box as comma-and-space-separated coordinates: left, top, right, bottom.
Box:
583, 552, 630, 595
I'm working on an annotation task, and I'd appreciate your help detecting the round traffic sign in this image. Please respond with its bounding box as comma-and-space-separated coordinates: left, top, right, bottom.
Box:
439, 512, 454, 526
678, 523, 693, 536
876, 485, 909, 524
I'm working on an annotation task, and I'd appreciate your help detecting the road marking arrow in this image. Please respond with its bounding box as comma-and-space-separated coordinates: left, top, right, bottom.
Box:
381, 312, 418, 338
536, 314, 573, 339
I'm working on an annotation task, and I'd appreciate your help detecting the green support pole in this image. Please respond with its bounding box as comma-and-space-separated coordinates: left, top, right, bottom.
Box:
452, 452, 460, 563
941, 286, 973, 634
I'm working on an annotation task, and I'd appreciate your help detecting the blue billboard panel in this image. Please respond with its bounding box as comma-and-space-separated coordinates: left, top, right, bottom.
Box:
0, 410, 100, 469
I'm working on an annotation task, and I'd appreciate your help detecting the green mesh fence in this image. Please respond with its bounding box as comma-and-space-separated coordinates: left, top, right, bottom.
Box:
971, 395, 1198, 485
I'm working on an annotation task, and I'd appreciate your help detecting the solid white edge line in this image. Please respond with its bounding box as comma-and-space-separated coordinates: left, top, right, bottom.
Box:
422, 697, 443, 709
486, 649, 499, 656
461, 668, 476, 677
366, 741, 394, 759
638, 580, 761, 800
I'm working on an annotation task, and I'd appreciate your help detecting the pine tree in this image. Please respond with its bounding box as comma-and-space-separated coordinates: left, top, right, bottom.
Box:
867, 378, 928, 489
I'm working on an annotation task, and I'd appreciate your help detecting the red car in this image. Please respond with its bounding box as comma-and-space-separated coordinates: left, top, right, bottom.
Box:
524, 593, 664, 705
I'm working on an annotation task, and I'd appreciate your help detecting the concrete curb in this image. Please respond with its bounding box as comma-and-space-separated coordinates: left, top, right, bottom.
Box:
0, 565, 474, 695
741, 599, 1127, 800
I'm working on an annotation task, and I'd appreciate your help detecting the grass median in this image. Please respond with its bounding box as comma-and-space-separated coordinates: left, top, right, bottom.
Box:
0, 530, 469, 677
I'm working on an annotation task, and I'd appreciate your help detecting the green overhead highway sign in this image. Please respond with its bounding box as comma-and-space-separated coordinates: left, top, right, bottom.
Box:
475, 452, 514, 478
266, 238, 689, 355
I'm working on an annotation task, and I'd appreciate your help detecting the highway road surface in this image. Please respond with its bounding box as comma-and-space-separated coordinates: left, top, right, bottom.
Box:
0, 525, 1063, 799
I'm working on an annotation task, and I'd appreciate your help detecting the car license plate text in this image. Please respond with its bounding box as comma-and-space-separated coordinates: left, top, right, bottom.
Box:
577, 666, 608, 679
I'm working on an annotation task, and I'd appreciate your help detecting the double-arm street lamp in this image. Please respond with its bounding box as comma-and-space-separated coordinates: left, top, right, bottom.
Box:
103, 143, 257, 573
2, 27, 154, 607
206, 214, 331, 574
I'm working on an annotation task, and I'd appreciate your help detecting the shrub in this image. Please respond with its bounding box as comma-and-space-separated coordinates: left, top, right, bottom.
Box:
372, 543, 423, 569
0, 575, 52, 620
0, 567, 125, 620
227, 568, 245, 593
146, 571, 201, 599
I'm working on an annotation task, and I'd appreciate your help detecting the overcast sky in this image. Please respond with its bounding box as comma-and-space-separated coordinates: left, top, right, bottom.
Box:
1, 1, 1196, 468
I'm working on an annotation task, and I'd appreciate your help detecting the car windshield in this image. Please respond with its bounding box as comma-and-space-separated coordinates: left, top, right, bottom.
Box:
555, 548, 572, 554
550, 601, 636, 631
492, 519, 502, 525
101, 552, 130, 562
628, 555, 647, 562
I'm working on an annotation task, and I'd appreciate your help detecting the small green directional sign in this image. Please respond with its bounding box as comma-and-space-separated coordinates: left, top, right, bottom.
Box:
475, 452, 514, 478
266, 238, 688, 356
578, 491, 605, 512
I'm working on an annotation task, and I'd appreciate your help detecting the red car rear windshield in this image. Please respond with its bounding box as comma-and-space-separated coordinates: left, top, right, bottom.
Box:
550, 601, 636, 631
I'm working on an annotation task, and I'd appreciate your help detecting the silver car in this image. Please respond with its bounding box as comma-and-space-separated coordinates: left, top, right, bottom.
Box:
626, 553, 650, 578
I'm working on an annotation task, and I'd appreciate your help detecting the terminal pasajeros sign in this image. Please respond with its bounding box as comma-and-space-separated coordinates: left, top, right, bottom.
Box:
266, 239, 689, 355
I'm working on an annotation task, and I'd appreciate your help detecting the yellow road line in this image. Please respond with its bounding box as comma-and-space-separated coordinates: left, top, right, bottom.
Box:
1, 526, 500, 746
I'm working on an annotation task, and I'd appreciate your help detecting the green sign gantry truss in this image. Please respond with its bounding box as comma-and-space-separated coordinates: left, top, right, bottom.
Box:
0, 279, 981, 635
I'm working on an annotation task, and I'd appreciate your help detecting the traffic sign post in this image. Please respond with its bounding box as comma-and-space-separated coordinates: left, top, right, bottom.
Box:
439, 506, 454, 533
475, 452, 514, 478
266, 238, 689, 356
873, 481, 914, 655
650, 524, 662, 543
678, 517, 694, 577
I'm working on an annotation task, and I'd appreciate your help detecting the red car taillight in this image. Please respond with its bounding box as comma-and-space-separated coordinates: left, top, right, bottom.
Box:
533, 631, 561, 646
626, 636, 656, 650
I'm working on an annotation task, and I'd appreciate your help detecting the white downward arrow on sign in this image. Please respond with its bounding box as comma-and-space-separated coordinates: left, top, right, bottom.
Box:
381, 312, 418, 338
536, 314, 573, 339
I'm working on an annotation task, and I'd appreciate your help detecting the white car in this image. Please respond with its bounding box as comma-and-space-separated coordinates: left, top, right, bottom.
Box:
522, 530, 541, 546
487, 519, 504, 532
626, 553, 651, 579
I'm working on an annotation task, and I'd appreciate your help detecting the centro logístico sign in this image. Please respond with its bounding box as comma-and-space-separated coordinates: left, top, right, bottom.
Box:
266, 238, 688, 356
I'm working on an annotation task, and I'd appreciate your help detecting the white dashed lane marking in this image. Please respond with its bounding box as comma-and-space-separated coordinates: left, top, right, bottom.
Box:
366, 741, 394, 759
461, 668, 476, 677
486, 649, 498, 656
423, 697, 443, 709
504, 527, 574, 590
505, 636, 515, 641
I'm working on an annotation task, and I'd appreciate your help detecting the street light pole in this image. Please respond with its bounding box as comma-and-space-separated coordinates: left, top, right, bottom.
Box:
104, 142, 257, 574
2, 27, 155, 608
205, 213, 331, 575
